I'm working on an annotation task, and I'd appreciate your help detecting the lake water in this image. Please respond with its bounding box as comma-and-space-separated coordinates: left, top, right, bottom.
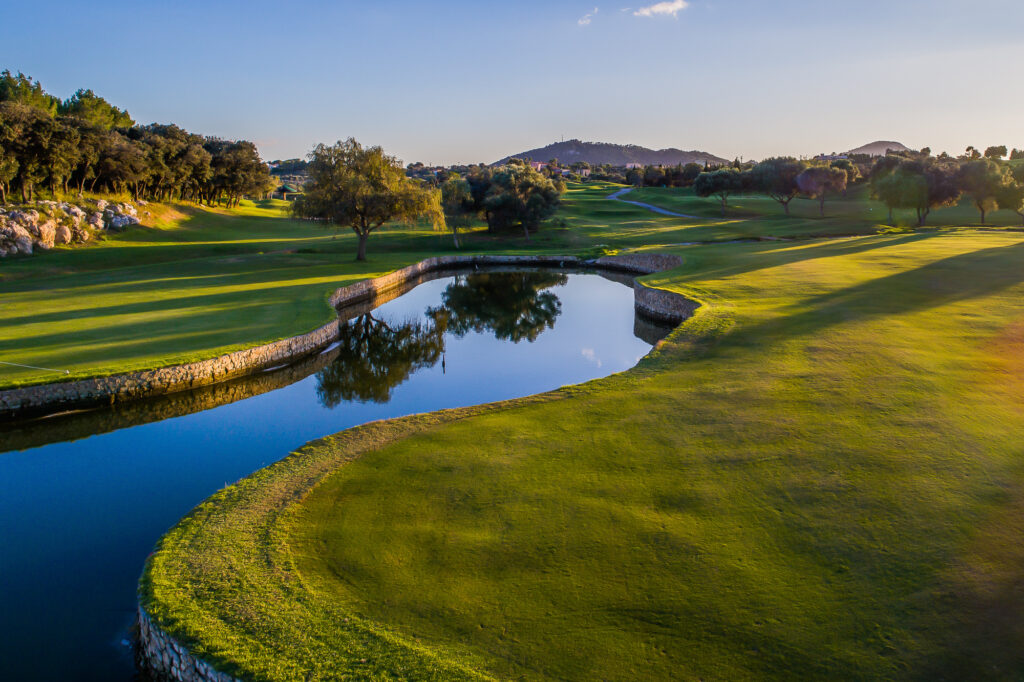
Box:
0, 269, 671, 681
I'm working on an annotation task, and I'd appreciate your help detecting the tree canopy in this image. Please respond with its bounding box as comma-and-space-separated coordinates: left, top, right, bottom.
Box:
293, 138, 443, 260
796, 166, 848, 217
750, 157, 806, 214
0, 73, 272, 205
694, 168, 744, 216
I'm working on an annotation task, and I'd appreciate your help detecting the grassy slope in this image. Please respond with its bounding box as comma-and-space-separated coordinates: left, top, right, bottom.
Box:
142, 202, 1024, 679
0, 200, 464, 388
0, 182, 907, 389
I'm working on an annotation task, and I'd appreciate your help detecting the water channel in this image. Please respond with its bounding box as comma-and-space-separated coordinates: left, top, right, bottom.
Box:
0, 268, 672, 681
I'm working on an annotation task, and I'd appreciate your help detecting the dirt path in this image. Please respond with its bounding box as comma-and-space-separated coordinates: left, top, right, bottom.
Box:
607, 187, 700, 218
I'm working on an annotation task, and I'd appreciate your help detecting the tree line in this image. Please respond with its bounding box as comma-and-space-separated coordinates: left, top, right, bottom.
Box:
677, 147, 1024, 225
0, 71, 273, 205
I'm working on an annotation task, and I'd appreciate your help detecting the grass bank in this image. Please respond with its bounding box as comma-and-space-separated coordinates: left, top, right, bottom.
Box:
143, 229, 1024, 679
1, 181, 898, 389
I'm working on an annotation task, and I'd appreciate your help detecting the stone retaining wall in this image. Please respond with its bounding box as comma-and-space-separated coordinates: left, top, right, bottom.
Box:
137, 606, 241, 682
1, 253, 691, 421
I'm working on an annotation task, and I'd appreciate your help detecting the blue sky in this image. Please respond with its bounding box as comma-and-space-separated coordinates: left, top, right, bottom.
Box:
3, 1, 1022, 164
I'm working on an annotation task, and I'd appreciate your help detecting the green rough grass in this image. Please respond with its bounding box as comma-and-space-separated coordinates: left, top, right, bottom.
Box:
6, 181, 1018, 389
142, 228, 1024, 680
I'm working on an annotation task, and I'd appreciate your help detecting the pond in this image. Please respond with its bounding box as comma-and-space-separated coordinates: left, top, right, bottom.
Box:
0, 268, 672, 681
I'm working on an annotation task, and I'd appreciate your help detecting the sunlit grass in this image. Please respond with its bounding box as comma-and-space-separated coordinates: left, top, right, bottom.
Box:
143, 229, 1024, 680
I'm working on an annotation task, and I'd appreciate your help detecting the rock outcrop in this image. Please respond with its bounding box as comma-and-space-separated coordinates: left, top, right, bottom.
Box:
0, 198, 142, 257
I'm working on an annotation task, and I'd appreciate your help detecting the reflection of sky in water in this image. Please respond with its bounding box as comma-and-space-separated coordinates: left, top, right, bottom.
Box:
0, 271, 665, 682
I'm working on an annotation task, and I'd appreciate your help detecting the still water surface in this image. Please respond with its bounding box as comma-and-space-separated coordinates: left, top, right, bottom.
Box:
0, 269, 670, 680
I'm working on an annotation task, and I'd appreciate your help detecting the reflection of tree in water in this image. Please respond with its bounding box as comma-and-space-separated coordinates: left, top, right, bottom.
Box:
317, 271, 567, 407
316, 314, 444, 405
429, 271, 568, 343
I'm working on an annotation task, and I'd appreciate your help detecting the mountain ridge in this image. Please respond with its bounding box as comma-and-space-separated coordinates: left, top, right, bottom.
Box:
493, 139, 729, 167
846, 140, 911, 156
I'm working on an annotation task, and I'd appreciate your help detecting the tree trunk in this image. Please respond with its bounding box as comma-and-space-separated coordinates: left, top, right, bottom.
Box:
356, 231, 368, 261
980, 207, 986, 224
819, 195, 825, 217
783, 199, 790, 216
888, 206, 893, 224
720, 195, 726, 217
452, 227, 460, 249
522, 221, 531, 240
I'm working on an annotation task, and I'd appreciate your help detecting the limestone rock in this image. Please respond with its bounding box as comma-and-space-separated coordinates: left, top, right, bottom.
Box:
95, 199, 108, 211
54, 224, 72, 245
34, 219, 56, 249
0, 222, 34, 255
108, 214, 140, 231
88, 212, 104, 229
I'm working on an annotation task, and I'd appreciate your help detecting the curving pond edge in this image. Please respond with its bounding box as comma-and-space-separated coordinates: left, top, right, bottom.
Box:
133, 252, 699, 682
0, 253, 693, 421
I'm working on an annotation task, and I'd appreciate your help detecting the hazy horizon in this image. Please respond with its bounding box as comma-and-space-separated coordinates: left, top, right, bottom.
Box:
3, 0, 1022, 165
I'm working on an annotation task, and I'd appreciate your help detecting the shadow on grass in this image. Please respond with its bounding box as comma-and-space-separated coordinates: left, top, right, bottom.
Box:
731, 240, 1024, 346
685, 233, 935, 283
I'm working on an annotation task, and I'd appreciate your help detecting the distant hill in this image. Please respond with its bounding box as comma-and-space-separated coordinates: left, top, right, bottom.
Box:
846, 140, 911, 157
493, 139, 729, 167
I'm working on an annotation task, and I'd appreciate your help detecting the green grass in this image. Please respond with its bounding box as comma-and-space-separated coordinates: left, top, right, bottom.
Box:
142, 228, 1024, 680
6, 181, 1019, 389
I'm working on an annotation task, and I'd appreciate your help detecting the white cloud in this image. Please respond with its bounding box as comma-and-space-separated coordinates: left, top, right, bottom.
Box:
581, 348, 602, 367
578, 6, 599, 25
633, 0, 688, 18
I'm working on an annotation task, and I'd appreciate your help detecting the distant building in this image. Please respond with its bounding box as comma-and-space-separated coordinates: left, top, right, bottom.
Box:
529, 161, 546, 172
815, 154, 849, 161
625, 163, 643, 169
579, 169, 591, 177
274, 184, 303, 201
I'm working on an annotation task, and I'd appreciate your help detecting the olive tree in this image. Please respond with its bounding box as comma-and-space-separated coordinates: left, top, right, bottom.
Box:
694, 168, 744, 216
750, 157, 806, 214
957, 158, 1010, 224
440, 172, 474, 248
293, 138, 442, 260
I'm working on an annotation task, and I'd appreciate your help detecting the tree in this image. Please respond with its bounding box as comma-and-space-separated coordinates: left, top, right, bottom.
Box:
870, 158, 961, 226
293, 138, 442, 260
0, 101, 54, 201
994, 166, 1024, 226
694, 168, 743, 216
643, 165, 665, 187
440, 173, 473, 248
58, 89, 134, 130
870, 165, 927, 224
830, 158, 860, 187
0, 71, 58, 115
984, 145, 1008, 160
0, 143, 17, 204
750, 157, 806, 214
957, 158, 1010, 224
481, 164, 561, 239
1010, 149, 1024, 161
796, 166, 848, 216
44, 118, 81, 194
961, 146, 982, 160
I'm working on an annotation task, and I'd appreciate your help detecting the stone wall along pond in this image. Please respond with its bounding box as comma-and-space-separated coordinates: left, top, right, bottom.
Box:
0, 254, 692, 421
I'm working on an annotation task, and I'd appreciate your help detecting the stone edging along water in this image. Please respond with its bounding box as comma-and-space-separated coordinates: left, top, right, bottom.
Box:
0, 253, 695, 421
